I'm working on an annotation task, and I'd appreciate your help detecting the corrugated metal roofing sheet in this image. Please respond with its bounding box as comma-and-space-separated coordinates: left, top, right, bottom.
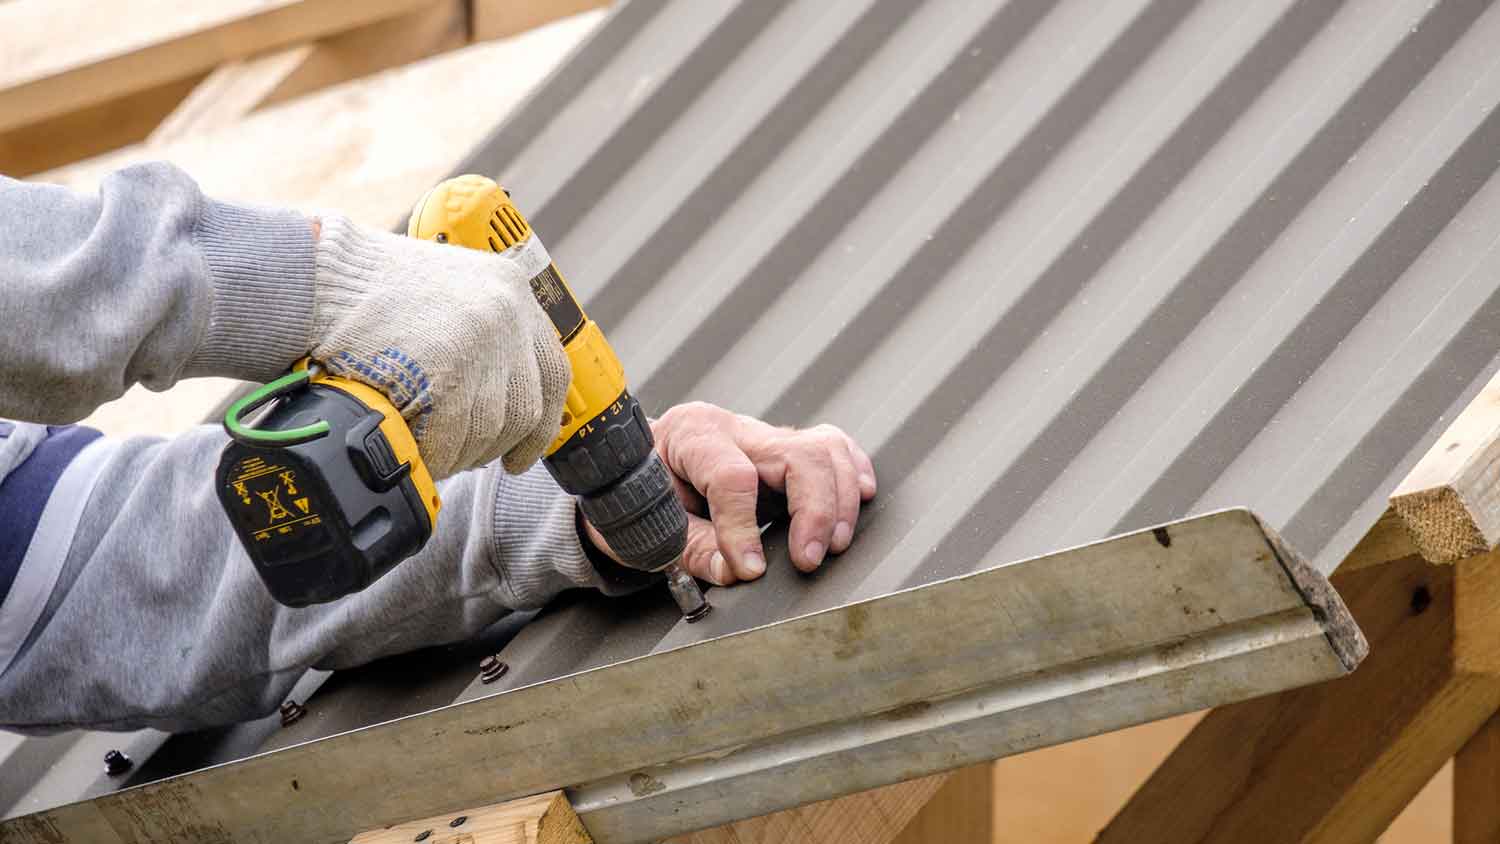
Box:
14, 0, 1500, 812
457, 0, 1500, 684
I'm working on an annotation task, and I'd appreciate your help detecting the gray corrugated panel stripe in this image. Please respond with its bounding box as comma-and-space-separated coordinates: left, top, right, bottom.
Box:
462, 0, 1500, 646
21, 0, 1500, 807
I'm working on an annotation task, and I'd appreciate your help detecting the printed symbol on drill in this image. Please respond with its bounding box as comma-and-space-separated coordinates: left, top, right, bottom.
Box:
234, 481, 250, 504
279, 471, 298, 494
258, 488, 293, 524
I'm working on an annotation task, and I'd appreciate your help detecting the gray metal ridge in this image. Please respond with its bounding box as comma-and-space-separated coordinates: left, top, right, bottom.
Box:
0, 509, 1364, 843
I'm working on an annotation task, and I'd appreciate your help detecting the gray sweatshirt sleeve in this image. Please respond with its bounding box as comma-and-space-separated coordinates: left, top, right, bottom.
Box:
0, 162, 315, 423
0, 421, 648, 734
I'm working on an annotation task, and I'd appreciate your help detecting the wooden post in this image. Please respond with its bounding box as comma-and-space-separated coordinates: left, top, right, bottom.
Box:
669, 775, 949, 844
1104, 370, 1500, 843
1455, 710, 1500, 844
891, 764, 994, 844
350, 792, 591, 844
1100, 550, 1500, 843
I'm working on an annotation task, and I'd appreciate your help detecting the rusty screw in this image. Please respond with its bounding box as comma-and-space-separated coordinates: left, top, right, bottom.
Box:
479, 655, 508, 684
279, 699, 306, 727
103, 749, 132, 777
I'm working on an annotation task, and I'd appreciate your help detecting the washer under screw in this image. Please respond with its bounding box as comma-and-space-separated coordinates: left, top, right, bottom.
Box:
103, 749, 132, 777
414, 830, 432, 842
279, 699, 306, 727
479, 655, 508, 684
450, 816, 468, 828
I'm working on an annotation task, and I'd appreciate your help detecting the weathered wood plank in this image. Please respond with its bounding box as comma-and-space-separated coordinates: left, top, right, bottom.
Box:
350, 792, 590, 844
1391, 369, 1500, 563
0, 0, 434, 136
1099, 549, 1500, 844
1455, 709, 1500, 844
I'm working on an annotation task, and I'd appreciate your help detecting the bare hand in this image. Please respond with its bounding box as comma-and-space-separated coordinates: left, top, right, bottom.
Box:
583, 402, 876, 585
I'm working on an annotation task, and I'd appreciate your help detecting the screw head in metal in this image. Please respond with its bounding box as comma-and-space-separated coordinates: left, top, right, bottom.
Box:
434, 232, 448, 243
103, 749, 132, 777
450, 816, 468, 827
279, 699, 306, 727
479, 655, 508, 684
414, 830, 432, 842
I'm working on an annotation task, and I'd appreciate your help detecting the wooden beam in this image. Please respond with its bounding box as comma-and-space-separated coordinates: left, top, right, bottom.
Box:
1336, 508, 1418, 575
349, 792, 590, 844
0, 74, 203, 177
147, 48, 317, 147
1102, 361, 1500, 843
148, 1, 469, 147
470, 0, 610, 42
37, 9, 606, 230
1391, 369, 1500, 563
1099, 549, 1500, 844
1455, 709, 1500, 844
891, 764, 994, 844
0, 0, 436, 136
668, 775, 947, 844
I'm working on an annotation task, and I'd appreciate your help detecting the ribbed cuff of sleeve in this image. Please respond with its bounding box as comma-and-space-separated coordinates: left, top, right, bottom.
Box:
182, 198, 316, 381
488, 463, 662, 606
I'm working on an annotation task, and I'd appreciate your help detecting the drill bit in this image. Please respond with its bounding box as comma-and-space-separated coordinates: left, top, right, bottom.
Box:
663, 562, 710, 621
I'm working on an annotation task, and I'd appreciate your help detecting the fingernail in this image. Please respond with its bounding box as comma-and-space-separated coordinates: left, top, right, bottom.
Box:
710, 551, 730, 585
804, 541, 826, 566
833, 521, 853, 550
744, 552, 766, 577
858, 474, 877, 497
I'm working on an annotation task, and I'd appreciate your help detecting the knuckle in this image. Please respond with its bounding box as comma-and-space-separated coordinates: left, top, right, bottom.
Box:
798, 505, 836, 534
711, 460, 759, 495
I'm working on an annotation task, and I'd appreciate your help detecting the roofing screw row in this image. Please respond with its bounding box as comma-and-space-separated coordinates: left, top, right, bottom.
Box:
479, 655, 508, 684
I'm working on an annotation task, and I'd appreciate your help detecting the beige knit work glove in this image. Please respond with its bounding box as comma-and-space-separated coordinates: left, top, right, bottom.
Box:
309, 214, 570, 479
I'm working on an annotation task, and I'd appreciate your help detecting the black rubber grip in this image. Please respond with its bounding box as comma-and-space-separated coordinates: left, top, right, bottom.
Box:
578, 455, 689, 573
545, 392, 655, 496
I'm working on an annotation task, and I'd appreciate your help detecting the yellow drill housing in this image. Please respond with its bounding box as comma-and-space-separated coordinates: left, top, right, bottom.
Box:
407, 175, 628, 455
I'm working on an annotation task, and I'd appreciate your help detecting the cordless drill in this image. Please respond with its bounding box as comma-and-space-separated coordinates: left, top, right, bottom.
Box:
216, 176, 707, 620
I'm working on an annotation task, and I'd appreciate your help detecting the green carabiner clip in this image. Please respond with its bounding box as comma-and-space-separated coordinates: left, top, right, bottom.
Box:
223, 369, 331, 446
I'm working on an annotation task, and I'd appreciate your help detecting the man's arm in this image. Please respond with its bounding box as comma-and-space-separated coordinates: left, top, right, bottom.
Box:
1, 162, 569, 479
0, 164, 315, 423
0, 421, 642, 734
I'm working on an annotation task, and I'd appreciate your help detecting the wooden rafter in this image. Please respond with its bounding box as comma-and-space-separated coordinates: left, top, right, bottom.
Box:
1455, 711, 1500, 844
1104, 367, 1500, 843
0, 0, 437, 136
147, 1, 470, 147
